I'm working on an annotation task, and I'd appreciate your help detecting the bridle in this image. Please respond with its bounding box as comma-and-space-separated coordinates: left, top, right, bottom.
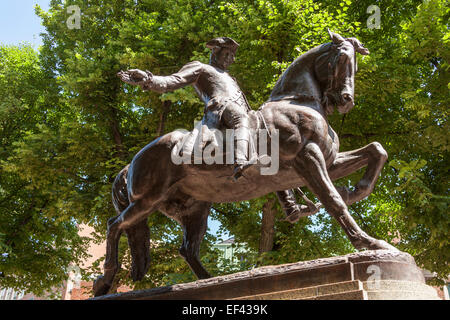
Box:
321, 42, 354, 115
322, 44, 340, 114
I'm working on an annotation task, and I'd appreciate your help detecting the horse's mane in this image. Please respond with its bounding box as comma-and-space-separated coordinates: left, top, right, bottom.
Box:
269, 42, 332, 103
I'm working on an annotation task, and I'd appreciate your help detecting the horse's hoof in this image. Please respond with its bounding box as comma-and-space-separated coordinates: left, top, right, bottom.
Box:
93, 275, 111, 297
131, 254, 151, 282
373, 240, 400, 252
353, 237, 400, 252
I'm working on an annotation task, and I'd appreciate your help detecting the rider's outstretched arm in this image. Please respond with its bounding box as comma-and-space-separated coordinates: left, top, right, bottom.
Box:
142, 61, 203, 93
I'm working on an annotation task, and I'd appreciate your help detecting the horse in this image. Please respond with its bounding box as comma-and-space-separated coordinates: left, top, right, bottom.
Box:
93, 30, 398, 297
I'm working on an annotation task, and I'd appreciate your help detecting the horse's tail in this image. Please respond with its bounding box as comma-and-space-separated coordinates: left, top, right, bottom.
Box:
112, 164, 130, 213
111, 164, 151, 282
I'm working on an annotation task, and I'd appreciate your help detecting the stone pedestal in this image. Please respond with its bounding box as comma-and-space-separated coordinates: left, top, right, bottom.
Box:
91, 250, 440, 300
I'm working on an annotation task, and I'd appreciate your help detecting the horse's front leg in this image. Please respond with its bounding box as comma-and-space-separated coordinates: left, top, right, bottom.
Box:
327, 142, 388, 206
178, 201, 212, 280
293, 142, 397, 251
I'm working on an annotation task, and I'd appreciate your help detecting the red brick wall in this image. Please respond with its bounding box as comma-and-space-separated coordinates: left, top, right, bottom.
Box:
69, 280, 132, 300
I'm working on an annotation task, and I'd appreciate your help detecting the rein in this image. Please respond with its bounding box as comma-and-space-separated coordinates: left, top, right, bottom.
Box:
322, 43, 348, 115
257, 106, 271, 139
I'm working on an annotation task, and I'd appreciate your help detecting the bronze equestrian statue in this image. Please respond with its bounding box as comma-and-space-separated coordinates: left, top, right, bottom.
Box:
93, 30, 398, 297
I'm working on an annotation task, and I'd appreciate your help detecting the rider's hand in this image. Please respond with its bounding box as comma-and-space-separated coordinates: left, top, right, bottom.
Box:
117, 69, 153, 86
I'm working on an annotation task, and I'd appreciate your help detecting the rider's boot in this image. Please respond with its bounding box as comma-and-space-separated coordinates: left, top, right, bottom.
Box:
232, 138, 251, 181
232, 127, 257, 181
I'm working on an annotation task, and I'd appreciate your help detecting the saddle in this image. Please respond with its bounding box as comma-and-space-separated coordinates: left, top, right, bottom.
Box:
171, 112, 265, 167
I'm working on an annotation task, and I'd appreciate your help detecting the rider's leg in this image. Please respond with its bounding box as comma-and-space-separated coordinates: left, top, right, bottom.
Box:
233, 125, 255, 180
234, 125, 250, 164
221, 104, 255, 180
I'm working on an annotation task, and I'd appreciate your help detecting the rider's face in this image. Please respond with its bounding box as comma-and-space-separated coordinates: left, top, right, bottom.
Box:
214, 48, 235, 70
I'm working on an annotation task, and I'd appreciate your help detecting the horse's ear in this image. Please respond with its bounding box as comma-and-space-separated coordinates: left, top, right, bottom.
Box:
346, 37, 370, 55
327, 29, 345, 44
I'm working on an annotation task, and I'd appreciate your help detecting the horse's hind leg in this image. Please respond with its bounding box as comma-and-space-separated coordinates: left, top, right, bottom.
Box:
293, 142, 397, 251
178, 201, 212, 279
111, 165, 151, 282
93, 199, 155, 297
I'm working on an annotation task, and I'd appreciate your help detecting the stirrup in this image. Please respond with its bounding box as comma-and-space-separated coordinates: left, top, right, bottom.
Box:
231, 154, 271, 182
231, 157, 259, 182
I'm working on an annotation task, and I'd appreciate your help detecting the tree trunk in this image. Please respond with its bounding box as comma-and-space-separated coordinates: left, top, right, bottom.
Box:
111, 120, 123, 150
110, 107, 124, 159
259, 198, 276, 254
157, 100, 171, 136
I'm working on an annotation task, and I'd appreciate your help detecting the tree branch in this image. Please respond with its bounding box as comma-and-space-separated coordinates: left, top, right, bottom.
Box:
340, 131, 412, 139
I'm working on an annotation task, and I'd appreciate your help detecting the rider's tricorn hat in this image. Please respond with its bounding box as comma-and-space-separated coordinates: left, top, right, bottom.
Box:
206, 37, 239, 53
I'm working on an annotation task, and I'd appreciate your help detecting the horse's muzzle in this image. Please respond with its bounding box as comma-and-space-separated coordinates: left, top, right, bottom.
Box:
337, 93, 354, 113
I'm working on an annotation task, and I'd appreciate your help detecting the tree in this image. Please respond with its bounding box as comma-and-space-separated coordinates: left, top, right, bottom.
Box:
0, 44, 90, 296
1, 0, 447, 296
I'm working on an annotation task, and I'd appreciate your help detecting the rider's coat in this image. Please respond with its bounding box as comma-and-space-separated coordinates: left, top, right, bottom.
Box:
142, 61, 251, 130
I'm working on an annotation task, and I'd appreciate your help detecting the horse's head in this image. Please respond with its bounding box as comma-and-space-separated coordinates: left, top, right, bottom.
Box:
315, 30, 369, 114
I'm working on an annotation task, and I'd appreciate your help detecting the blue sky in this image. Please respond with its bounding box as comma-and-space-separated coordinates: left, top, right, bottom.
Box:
0, 0, 50, 47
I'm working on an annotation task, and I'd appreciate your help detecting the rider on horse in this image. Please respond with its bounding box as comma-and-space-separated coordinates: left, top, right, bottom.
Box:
120, 37, 253, 180
119, 37, 306, 221
95, 31, 394, 297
